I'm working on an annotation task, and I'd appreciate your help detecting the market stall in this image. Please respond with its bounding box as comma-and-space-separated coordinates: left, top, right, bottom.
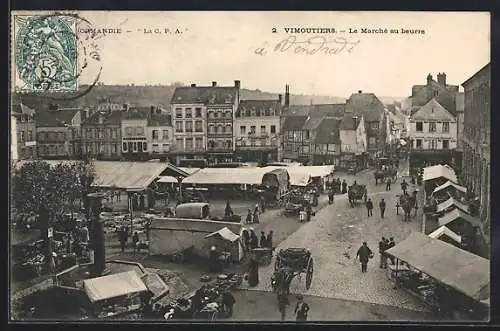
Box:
83, 271, 150, 319
204, 227, 241, 267
385, 232, 490, 320
428, 226, 462, 248
431, 181, 467, 202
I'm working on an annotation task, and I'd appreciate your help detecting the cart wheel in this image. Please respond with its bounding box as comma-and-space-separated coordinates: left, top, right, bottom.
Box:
305, 257, 314, 290
274, 256, 280, 271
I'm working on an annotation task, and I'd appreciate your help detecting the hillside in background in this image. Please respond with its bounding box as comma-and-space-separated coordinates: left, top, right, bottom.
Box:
12, 84, 403, 110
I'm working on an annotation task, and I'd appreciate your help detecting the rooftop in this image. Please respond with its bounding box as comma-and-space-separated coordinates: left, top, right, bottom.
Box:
236, 99, 281, 117
171, 86, 238, 105
314, 118, 341, 144
35, 108, 80, 127
346, 92, 385, 122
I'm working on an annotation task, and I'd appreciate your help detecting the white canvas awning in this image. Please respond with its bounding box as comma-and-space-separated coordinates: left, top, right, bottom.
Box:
204, 227, 240, 242
423, 164, 457, 183
429, 225, 462, 244
288, 172, 311, 186
182, 167, 269, 185
289, 165, 335, 178
157, 176, 178, 183
432, 181, 467, 195
83, 271, 148, 302
438, 209, 481, 228
436, 197, 469, 214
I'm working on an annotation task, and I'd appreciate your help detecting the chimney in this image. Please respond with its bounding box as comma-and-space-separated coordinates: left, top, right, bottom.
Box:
358, 90, 362, 94
278, 94, 282, 105
437, 72, 446, 86
426, 73, 433, 85
191, 83, 196, 87
234, 80, 241, 89
285, 84, 290, 107
212, 81, 217, 87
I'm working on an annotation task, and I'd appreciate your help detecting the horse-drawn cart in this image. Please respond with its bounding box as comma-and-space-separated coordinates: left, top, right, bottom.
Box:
272, 248, 314, 293
348, 184, 367, 207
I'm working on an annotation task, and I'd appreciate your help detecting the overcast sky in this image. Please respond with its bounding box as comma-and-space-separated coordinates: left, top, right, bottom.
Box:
51, 11, 490, 97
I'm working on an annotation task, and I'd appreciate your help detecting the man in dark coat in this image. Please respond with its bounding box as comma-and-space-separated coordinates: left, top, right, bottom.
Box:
401, 179, 408, 195
306, 203, 312, 222
260, 231, 267, 248
118, 227, 127, 253
385, 177, 392, 191
328, 188, 334, 204
266, 230, 274, 249
222, 291, 236, 317
132, 232, 140, 254
356, 242, 373, 273
379, 198, 386, 219
294, 295, 310, 321
245, 209, 253, 224
224, 201, 233, 218
366, 198, 374, 217
378, 237, 388, 269
253, 207, 260, 224
341, 180, 348, 194
260, 195, 266, 213
387, 237, 396, 265
247, 256, 259, 287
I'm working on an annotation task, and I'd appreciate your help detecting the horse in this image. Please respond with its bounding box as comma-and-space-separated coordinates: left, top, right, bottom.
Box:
399, 191, 418, 222
348, 184, 367, 208
271, 267, 294, 304
374, 170, 385, 185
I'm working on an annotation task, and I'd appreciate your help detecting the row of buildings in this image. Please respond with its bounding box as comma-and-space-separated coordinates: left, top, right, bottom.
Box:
401, 67, 490, 236
11, 81, 403, 168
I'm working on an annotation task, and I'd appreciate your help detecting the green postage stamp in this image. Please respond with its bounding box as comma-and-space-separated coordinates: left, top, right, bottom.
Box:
13, 14, 78, 92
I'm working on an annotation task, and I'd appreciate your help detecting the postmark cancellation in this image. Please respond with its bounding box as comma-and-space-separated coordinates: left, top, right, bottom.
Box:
12, 14, 78, 93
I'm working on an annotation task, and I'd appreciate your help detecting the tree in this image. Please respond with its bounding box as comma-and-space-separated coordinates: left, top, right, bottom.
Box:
11, 160, 96, 271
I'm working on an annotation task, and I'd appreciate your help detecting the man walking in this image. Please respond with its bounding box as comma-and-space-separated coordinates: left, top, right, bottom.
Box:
379, 198, 386, 219
385, 177, 392, 191
222, 291, 236, 317
259, 231, 267, 248
401, 179, 408, 195
378, 237, 387, 269
266, 230, 274, 249
356, 241, 373, 273
387, 237, 396, 265
294, 295, 310, 321
366, 198, 373, 217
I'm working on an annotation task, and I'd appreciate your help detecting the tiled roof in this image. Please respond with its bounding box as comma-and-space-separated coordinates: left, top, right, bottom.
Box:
236, 99, 281, 117
171, 86, 238, 105
35, 108, 80, 127
286, 104, 345, 119
148, 114, 172, 126
411, 99, 455, 121
339, 113, 362, 130
122, 107, 149, 120
282, 115, 308, 131
314, 118, 341, 144
83, 110, 122, 126
346, 93, 385, 122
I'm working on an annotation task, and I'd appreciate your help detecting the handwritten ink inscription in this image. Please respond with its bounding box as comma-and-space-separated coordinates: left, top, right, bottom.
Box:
255, 36, 360, 56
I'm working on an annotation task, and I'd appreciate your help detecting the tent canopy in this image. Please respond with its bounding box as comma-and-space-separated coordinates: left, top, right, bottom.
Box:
432, 181, 467, 195
429, 226, 462, 244
182, 167, 269, 185
288, 172, 311, 186
385, 232, 489, 301
288, 165, 335, 178
83, 271, 148, 303
204, 226, 240, 242
422, 164, 457, 183
438, 209, 481, 228
436, 197, 469, 214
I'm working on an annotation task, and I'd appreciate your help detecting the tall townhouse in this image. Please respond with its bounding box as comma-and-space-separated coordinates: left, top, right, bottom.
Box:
339, 114, 368, 169
461, 63, 490, 234
81, 108, 122, 160
170, 80, 240, 165
408, 98, 457, 167
121, 106, 149, 161
147, 106, 173, 161
11, 104, 37, 160
345, 91, 387, 161
35, 106, 82, 159
234, 98, 281, 164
